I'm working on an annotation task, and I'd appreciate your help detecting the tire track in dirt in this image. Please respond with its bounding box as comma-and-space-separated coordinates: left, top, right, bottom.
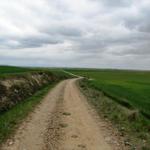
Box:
43, 83, 65, 150
60, 79, 113, 150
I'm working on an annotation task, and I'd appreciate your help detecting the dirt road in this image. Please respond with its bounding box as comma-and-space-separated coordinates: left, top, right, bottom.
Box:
2, 79, 123, 150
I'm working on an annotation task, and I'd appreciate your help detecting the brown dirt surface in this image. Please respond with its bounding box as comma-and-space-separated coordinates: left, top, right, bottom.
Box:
1, 79, 126, 150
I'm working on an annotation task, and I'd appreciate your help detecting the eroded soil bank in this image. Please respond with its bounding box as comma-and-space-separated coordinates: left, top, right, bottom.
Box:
0, 71, 67, 112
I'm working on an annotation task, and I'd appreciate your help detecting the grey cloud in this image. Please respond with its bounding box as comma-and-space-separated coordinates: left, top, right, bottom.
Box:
0, 0, 150, 69
0, 25, 83, 49
115, 42, 150, 56
123, 5, 150, 33
17, 26, 83, 49
44, 26, 83, 37
18, 36, 62, 49
100, 0, 132, 8
74, 30, 150, 54
0, 35, 62, 49
56, 27, 82, 37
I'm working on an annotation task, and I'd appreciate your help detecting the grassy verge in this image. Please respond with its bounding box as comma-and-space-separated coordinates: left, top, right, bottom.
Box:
67, 69, 150, 118
0, 82, 56, 144
79, 79, 150, 150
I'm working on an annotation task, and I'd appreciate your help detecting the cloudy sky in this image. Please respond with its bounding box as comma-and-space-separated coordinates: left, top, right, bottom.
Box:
0, 0, 150, 69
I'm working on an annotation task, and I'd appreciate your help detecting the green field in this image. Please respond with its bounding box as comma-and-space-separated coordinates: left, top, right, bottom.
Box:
0, 66, 36, 79
67, 69, 150, 119
0, 66, 33, 74
0, 66, 69, 79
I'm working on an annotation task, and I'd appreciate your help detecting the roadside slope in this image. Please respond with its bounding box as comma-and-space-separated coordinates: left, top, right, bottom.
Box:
1, 80, 67, 150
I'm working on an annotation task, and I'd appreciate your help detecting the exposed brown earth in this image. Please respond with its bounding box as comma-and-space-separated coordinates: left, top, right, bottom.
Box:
0, 72, 59, 112
1, 79, 126, 150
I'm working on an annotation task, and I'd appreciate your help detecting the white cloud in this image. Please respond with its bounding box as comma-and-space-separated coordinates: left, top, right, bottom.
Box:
0, 0, 150, 69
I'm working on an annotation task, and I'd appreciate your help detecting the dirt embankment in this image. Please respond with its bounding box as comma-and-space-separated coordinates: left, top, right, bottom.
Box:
2, 78, 126, 150
0, 71, 66, 112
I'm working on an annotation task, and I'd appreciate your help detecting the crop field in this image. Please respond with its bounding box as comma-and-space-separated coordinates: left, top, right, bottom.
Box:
67, 69, 150, 119
0, 66, 33, 74
0, 66, 69, 79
